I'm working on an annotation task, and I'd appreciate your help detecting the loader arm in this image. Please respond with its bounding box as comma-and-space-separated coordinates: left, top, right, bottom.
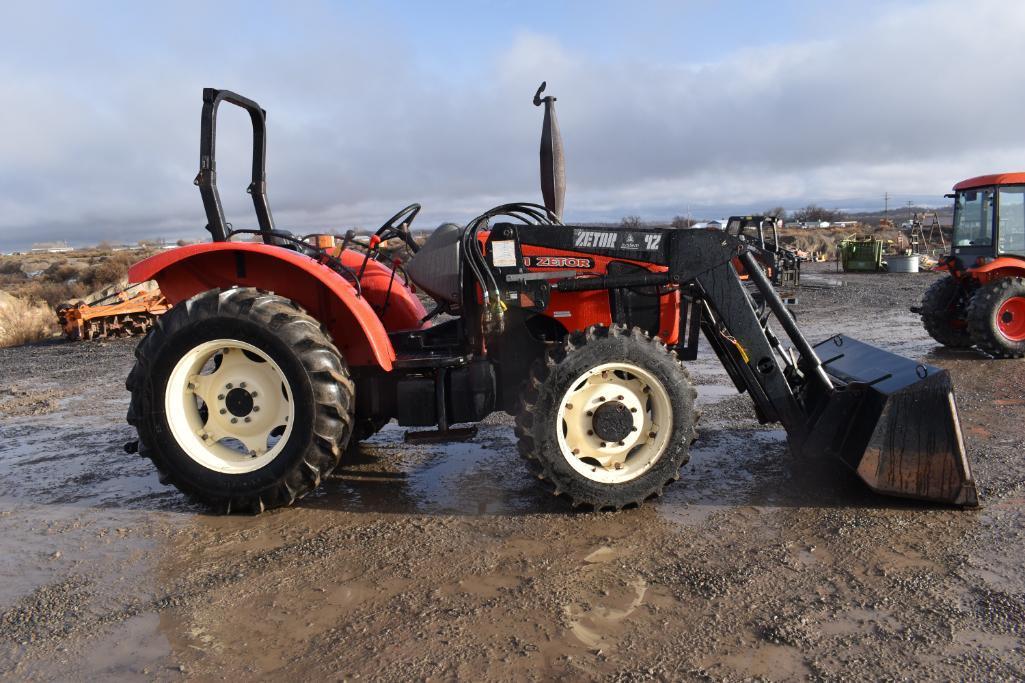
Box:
501, 225, 977, 506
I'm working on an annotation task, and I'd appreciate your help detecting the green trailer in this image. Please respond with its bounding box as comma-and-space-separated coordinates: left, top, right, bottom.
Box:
839, 236, 885, 272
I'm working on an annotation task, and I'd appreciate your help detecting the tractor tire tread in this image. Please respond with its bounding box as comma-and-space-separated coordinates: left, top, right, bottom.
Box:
515, 324, 698, 511
127, 287, 354, 513
967, 277, 1025, 358
920, 275, 973, 348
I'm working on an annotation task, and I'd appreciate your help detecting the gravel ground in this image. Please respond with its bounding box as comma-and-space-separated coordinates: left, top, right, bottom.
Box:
1, 262, 1024, 680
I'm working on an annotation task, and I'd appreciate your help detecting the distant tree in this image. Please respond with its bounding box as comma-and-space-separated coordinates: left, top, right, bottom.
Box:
620, 215, 644, 228
671, 215, 694, 229
764, 206, 787, 220
96, 240, 113, 251
791, 204, 846, 223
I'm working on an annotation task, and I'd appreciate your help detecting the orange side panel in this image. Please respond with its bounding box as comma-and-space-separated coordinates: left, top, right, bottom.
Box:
517, 243, 681, 344
128, 243, 424, 370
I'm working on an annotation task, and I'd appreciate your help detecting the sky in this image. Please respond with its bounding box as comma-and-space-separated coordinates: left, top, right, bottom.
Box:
2, 0, 1025, 250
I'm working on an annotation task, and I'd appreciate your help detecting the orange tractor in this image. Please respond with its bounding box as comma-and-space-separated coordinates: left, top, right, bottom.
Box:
917, 173, 1025, 357
122, 87, 976, 513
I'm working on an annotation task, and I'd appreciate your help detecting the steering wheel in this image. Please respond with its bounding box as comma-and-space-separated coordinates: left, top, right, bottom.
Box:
374, 203, 421, 253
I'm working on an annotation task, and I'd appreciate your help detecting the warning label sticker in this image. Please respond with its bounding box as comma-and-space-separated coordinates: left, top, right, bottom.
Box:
490, 240, 517, 267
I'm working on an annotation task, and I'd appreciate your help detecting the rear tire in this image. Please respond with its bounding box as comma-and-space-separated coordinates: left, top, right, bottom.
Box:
967, 277, 1025, 358
127, 288, 354, 513
515, 325, 697, 510
920, 276, 972, 348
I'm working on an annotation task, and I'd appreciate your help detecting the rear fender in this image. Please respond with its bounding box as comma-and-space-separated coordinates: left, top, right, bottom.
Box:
965, 256, 1025, 284
129, 243, 402, 369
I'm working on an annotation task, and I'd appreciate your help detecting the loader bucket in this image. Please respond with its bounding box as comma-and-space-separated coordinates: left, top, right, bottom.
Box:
804, 335, 978, 506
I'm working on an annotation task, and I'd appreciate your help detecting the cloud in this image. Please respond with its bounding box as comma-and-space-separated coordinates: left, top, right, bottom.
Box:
2, 1, 1025, 249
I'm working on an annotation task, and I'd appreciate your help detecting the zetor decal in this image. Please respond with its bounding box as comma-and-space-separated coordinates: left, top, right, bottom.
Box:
573, 230, 617, 248
572, 229, 662, 251
523, 255, 594, 269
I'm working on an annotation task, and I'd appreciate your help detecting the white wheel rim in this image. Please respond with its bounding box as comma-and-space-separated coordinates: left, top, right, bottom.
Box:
555, 362, 674, 484
165, 339, 295, 474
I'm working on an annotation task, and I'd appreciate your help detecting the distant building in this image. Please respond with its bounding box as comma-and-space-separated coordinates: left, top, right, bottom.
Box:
30, 241, 74, 253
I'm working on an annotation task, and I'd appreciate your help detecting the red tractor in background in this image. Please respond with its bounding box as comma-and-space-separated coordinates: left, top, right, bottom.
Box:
918, 174, 1025, 358
123, 86, 976, 514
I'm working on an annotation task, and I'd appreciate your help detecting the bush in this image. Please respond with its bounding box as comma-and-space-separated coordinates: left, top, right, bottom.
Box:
41, 261, 80, 283
15, 281, 88, 307
0, 297, 56, 348
0, 259, 24, 275
79, 252, 135, 290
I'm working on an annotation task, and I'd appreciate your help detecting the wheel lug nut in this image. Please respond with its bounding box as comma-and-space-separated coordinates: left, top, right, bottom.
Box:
631, 427, 638, 432
587, 430, 594, 436
240, 382, 247, 388
217, 394, 225, 400
617, 395, 624, 401
586, 411, 593, 417
250, 392, 258, 398
231, 418, 238, 424
630, 407, 637, 413
226, 383, 233, 389
572, 448, 580, 455
219, 409, 227, 415
648, 431, 656, 438
597, 396, 606, 402
618, 441, 625, 446
599, 442, 606, 447
244, 417, 251, 423
253, 406, 260, 412
565, 403, 573, 410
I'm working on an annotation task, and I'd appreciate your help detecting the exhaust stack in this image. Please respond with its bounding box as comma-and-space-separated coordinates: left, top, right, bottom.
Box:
534, 82, 566, 221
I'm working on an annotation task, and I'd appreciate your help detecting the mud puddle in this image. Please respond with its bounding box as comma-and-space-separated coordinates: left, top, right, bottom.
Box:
2, 267, 1025, 679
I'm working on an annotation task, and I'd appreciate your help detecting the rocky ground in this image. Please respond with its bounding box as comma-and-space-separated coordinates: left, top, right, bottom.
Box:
1, 262, 1023, 681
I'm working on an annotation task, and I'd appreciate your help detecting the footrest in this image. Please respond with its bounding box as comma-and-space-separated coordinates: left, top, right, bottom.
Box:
393, 354, 470, 370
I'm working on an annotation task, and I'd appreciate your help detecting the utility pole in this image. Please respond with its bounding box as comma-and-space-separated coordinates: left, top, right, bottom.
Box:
906, 200, 914, 223
884, 192, 890, 219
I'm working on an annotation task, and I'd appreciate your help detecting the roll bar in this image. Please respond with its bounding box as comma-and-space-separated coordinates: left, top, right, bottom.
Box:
194, 88, 275, 243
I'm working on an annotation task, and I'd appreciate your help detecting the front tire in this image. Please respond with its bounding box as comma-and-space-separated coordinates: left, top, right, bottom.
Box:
127, 288, 354, 513
920, 275, 972, 348
515, 325, 697, 510
967, 277, 1025, 358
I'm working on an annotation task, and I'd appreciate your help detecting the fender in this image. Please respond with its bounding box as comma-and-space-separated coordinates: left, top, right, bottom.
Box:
129, 242, 425, 370
963, 256, 1025, 284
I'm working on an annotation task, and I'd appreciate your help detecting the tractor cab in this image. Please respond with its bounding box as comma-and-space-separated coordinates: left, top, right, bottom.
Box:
951, 174, 1025, 263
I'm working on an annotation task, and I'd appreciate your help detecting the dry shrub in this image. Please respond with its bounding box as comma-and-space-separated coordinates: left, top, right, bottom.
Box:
0, 260, 23, 276
0, 297, 56, 348
14, 281, 88, 307
79, 252, 135, 290
41, 261, 80, 283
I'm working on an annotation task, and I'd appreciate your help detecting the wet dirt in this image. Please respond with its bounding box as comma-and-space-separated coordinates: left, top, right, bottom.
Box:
2, 262, 1025, 680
